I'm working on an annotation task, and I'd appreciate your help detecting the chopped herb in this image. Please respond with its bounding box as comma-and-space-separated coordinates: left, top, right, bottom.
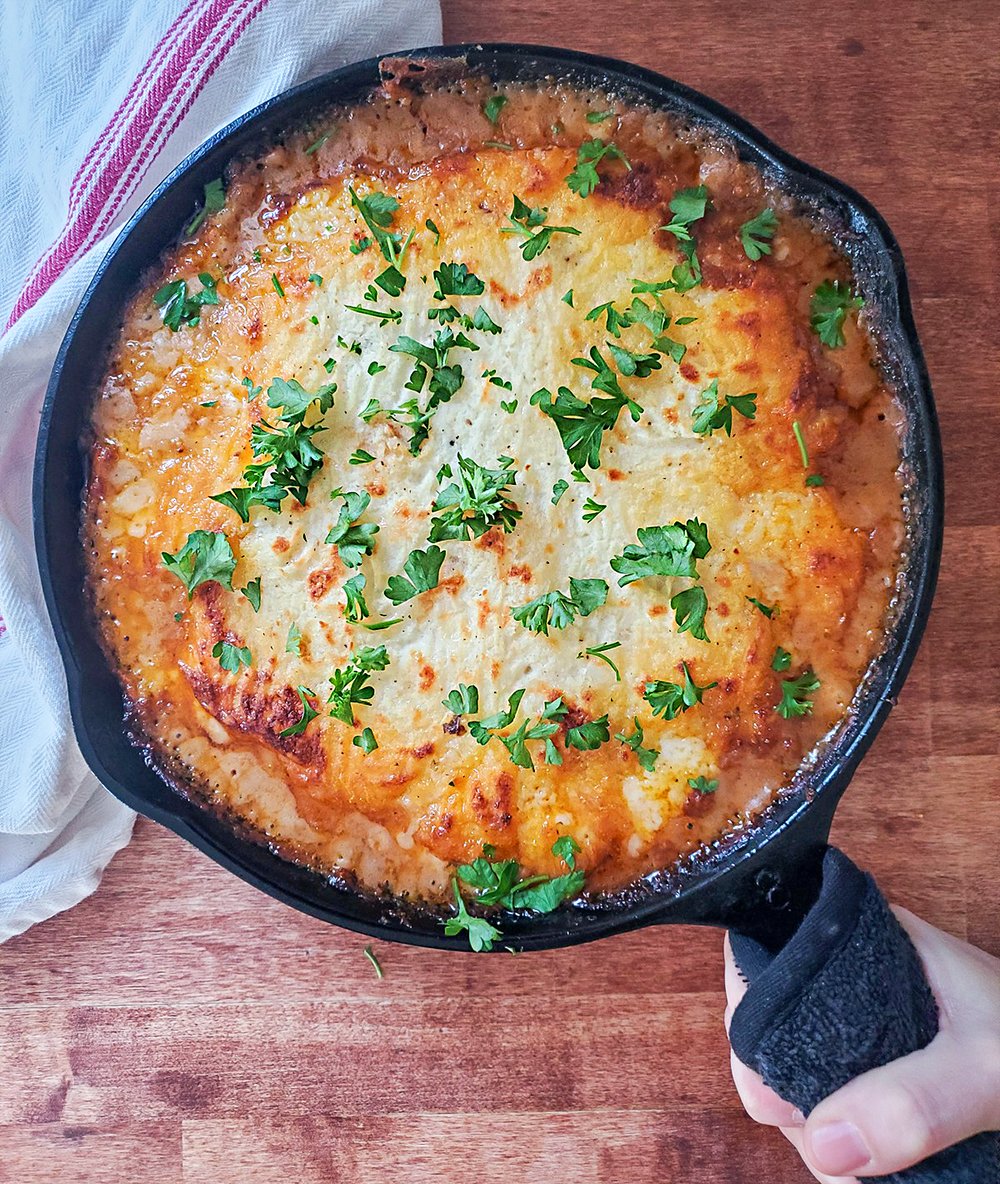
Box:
353, 727, 379, 754
212, 640, 252, 672
360, 617, 403, 632
271, 273, 285, 298
153, 273, 219, 332
606, 342, 662, 378
806, 473, 826, 487
433, 261, 485, 299
375, 265, 406, 297
470, 306, 501, 334
200, 400, 217, 408
670, 585, 710, 641
367, 361, 386, 376
252, 248, 261, 262
325, 488, 380, 567
747, 596, 779, 618
484, 140, 514, 151
349, 236, 373, 255
443, 878, 503, 952
184, 178, 225, 237
386, 327, 479, 453
240, 577, 262, 612
349, 186, 414, 269
811, 279, 863, 348
689, 775, 719, 794
425, 217, 441, 244
566, 137, 631, 198
327, 645, 390, 725
384, 546, 446, 605
582, 497, 606, 521
530, 381, 639, 473
566, 714, 611, 751
428, 454, 521, 542
482, 368, 513, 390
586, 109, 615, 123
304, 131, 330, 155
643, 662, 717, 720
241, 377, 262, 399
792, 419, 810, 468
562, 289, 574, 306
483, 94, 508, 124
500, 398, 518, 414
363, 944, 384, 978
285, 623, 302, 655
308, 272, 323, 286
772, 646, 792, 672
578, 641, 622, 681
551, 479, 570, 505
615, 719, 659, 771
501, 194, 581, 260
777, 668, 821, 718
660, 185, 711, 292
443, 683, 480, 716
740, 208, 778, 260
279, 687, 319, 737
512, 577, 608, 636
344, 302, 402, 325
174, 611, 184, 622
161, 530, 235, 598
692, 379, 758, 437
349, 449, 376, 465
342, 573, 369, 623
456, 837, 585, 915
610, 519, 711, 585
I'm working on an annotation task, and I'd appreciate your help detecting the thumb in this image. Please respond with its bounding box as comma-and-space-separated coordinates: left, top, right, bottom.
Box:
799, 1031, 1000, 1178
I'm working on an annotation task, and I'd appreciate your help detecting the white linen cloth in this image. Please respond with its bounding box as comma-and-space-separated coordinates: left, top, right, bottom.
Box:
0, 0, 442, 943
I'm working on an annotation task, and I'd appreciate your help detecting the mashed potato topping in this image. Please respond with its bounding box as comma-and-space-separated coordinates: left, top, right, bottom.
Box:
85, 61, 905, 916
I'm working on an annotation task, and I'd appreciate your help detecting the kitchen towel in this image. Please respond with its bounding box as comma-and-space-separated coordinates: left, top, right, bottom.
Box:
0, 0, 442, 944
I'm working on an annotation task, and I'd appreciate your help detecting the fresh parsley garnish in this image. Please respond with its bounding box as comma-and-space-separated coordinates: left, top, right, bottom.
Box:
161, 530, 235, 598
615, 719, 659, 771
433, 262, 485, 299
349, 186, 414, 270
692, 379, 757, 437
777, 668, 821, 718
428, 455, 521, 542
349, 449, 376, 465
578, 641, 622, 681
327, 645, 390, 725
184, 178, 225, 237
689, 775, 719, 794
530, 381, 640, 472
771, 646, 792, 672
747, 596, 779, 618
342, 573, 369, 623
566, 715, 610, 751
501, 194, 581, 260
239, 577, 262, 612
551, 479, 570, 505
740, 208, 778, 260
610, 519, 711, 585
325, 489, 379, 567
512, 577, 608, 636
483, 94, 508, 124
660, 185, 711, 292
304, 130, 331, 155
643, 662, 717, 720
443, 877, 503, 952
353, 727, 378, 754
212, 378, 335, 520
271, 273, 285, 299
212, 640, 251, 672
425, 217, 441, 244
586, 109, 615, 124
279, 687, 319, 738
582, 497, 606, 521
285, 623, 302, 655
386, 327, 479, 453
443, 684, 480, 716
384, 546, 445, 605
566, 137, 631, 197
153, 273, 219, 331
810, 279, 863, 348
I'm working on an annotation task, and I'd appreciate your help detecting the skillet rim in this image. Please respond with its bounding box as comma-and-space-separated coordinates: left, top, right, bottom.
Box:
33, 42, 944, 951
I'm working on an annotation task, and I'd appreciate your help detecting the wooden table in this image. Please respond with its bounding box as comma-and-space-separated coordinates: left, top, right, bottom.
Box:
2, 2, 997, 1180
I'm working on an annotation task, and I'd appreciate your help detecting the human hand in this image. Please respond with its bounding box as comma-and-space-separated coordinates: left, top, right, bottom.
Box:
723, 908, 1000, 1181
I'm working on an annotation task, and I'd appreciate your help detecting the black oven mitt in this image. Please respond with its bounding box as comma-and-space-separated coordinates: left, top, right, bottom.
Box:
728, 847, 1000, 1183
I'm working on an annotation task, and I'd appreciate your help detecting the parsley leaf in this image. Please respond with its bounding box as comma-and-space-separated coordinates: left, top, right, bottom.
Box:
443, 683, 479, 716
428, 455, 521, 542
660, 185, 711, 292
578, 641, 622, 680
777, 668, 821, 718
810, 280, 863, 348
566, 137, 631, 197
483, 94, 508, 124
468, 689, 526, 746
552, 835, 581, 868
353, 727, 378, 754
212, 640, 251, 672
501, 194, 581, 260
384, 546, 446, 605
689, 775, 719, 794
153, 273, 219, 331
643, 662, 717, 720
433, 262, 485, 299
740, 208, 778, 260
324, 489, 379, 567
425, 217, 441, 244
285, 623, 302, 655
512, 577, 608, 636
610, 519, 711, 586
184, 178, 225, 237
530, 381, 638, 472
455, 839, 585, 914
551, 479, 570, 505
582, 497, 606, 521
342, 573, 369, 623
692, 379, 758, 437
670, 585, 710, 641
586, 109, 615, 124
239, 577, 262, 612
386, 327, 479, 453
349, 449, 376, 465
615, 718, 659, 771
161, 530, 236, 598
279, 687, 319, 738
443, 878, 503, 952
327, 645, 390, 725
349, 186, 413, 269
566, 714, 610, 751
747, 596, 778, 619
771, 646, 792, 672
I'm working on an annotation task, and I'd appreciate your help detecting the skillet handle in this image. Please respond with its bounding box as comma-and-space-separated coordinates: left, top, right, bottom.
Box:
728, 847, 1000, 1182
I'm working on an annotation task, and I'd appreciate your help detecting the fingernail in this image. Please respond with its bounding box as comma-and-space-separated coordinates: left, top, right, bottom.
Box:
790, 1108, 806, 1127
809, 1122, 871, 1175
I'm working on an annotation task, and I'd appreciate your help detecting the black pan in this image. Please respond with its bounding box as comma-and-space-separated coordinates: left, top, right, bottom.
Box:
34, 44, 943, 953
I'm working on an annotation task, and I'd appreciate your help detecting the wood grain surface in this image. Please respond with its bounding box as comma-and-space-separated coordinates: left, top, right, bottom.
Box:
2, 2, 998, 1181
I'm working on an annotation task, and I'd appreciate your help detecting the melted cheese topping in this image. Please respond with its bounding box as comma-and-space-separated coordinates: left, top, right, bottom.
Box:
85, 72, 905, 900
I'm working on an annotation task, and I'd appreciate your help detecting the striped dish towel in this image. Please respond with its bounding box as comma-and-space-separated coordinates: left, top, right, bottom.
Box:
0, 0, 442, 943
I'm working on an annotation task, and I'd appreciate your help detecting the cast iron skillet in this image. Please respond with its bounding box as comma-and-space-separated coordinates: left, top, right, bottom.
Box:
34, 44, 942, 953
